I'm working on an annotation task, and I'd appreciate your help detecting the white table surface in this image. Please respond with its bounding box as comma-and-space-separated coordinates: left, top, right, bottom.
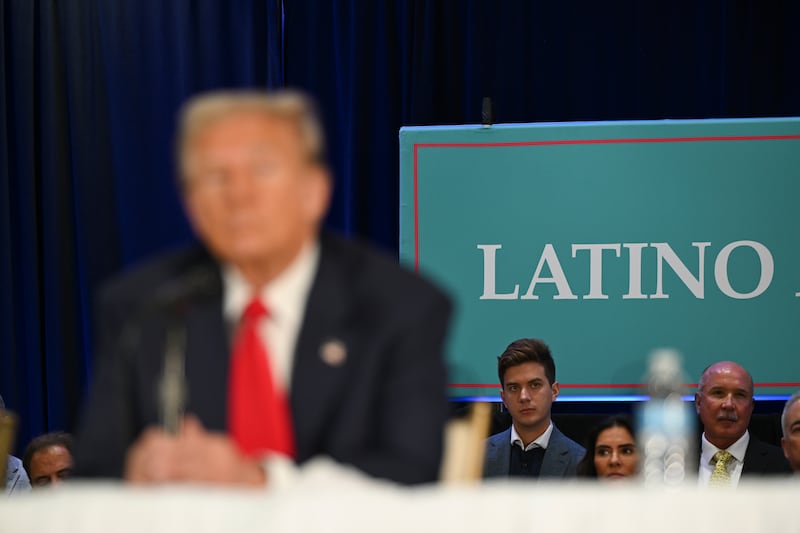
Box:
2, 461, 798, 533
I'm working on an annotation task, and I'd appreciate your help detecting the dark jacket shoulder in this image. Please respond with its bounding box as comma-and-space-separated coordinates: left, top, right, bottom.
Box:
318, 232, 451, 311
743, 436, 791, 475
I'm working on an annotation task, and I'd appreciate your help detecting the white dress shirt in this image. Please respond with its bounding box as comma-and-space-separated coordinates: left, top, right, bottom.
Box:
510, 421, 554, 451
698, 430, 750, 487
222, 240, 320, 392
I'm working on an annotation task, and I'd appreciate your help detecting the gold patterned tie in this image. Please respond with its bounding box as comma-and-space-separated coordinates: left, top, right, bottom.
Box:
710, 450, 734, 487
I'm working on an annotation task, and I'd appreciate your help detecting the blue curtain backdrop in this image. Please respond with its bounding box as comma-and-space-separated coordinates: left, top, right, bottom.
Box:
1, 0, 799, 452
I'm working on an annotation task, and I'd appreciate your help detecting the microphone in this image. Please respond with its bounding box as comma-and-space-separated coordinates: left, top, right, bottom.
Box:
117, 265, 218, 435
154, 266, 217, 435
150, 266, 217, 312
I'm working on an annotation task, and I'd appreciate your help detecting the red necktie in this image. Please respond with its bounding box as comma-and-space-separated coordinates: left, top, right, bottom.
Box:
228, 298, 295, 458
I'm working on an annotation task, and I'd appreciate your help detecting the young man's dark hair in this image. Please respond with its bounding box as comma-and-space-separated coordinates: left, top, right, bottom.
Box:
497, 338, 555, 386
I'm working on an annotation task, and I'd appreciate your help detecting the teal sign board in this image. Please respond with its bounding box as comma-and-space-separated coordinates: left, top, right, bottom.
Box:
399, 118, 800, 399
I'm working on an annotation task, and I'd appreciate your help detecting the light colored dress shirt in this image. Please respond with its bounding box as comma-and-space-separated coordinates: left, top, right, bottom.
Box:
222, 241, 320, 392
698, 430, 749, 487
510, 421, 554, 451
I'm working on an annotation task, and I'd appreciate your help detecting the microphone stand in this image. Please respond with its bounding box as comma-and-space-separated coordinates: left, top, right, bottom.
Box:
124, 266, 214, 437
159, 318, 187, 435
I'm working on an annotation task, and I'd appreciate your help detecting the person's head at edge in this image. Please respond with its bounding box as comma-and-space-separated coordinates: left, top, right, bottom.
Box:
694, 361, 755, 450
497, 338, 559, 446
23, 432, 74, 488
781, 391, 800, 473
0, 393, 8, 449
0, 393, 5, 451
576, 415, 639, 480
177, 90, 332, 290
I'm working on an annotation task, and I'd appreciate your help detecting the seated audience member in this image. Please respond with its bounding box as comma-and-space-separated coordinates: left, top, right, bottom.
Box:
483, 338, 584, 479
1, 394, 31, 495
73, 89, 451, 486
781, 391, 800, 473
576, 415, 639, 480
23, 432, 74, 488
695, 361, 790, 487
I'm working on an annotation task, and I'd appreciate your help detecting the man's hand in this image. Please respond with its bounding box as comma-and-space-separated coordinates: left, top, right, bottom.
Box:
124, 425, 182, 483
124, 415, 267, 487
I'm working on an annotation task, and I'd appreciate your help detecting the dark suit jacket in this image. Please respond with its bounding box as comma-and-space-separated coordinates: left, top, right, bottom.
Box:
482, 424, 585, 479
74, 233, 451, 484
741, 436, 791, 476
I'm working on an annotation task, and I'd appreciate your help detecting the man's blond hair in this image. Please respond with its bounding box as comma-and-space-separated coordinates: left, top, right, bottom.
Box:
176, 89, 326, 182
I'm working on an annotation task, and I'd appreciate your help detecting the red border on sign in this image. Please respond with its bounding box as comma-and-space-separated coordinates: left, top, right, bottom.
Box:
412, 133, 800, 390
448, 382, 800, 389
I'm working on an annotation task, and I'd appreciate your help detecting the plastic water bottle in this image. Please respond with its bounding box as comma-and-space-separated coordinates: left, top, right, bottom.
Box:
637, 349, 694, 486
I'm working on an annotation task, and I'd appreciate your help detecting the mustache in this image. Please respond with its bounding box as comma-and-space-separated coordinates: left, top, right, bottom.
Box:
717, 413, 738, 422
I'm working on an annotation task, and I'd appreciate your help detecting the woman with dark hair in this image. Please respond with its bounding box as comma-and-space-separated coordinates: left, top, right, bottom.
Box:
577, 415, 639, 480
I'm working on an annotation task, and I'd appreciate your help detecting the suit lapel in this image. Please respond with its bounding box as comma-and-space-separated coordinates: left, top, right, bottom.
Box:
742, 437, 765, 474
495, 428, 512, 475
289, 236, 355, 461
541, 426, 569, 476
484, 428, 512, 476
182, 259, 230, 432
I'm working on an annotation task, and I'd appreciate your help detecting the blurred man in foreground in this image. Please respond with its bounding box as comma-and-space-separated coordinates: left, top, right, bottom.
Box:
74, 89, 451, 486
23, 432, 74, 488
780, 391, 800, 473
694, 361, 789, 486
483, 338, 584, 479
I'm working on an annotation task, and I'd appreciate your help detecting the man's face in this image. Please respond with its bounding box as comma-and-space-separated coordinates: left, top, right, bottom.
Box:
182, 111, 329, 279
694, 363, 754, 449
781, 400, 800, 472
28, 445, 73, 488
500, 362, 558, 433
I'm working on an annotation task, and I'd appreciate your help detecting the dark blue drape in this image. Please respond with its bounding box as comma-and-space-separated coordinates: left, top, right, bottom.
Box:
2, 0, 799, 453
1, 0, 284, 451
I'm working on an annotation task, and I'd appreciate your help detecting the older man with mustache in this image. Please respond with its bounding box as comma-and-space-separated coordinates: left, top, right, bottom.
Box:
694, 361, 790, 487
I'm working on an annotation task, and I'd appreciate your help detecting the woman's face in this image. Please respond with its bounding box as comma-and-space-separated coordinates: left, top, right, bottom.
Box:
593, 426, 639, 480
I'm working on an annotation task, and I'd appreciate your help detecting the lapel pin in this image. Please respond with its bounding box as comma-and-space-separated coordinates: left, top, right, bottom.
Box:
320, 339, 347, 367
